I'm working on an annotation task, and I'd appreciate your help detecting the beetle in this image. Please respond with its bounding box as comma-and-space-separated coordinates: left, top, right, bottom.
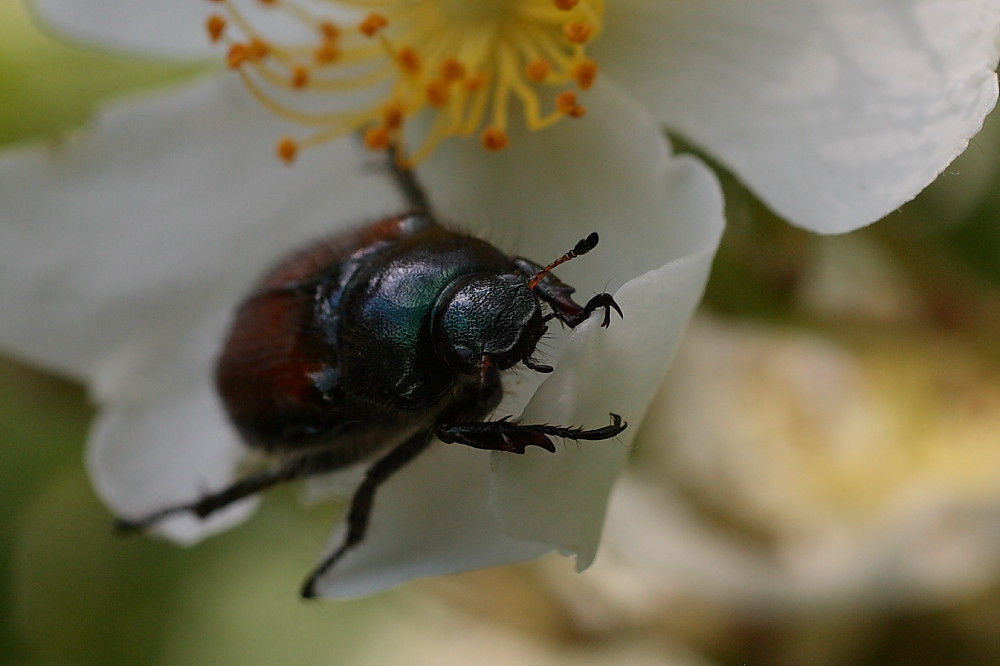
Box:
115, 158, 625, 598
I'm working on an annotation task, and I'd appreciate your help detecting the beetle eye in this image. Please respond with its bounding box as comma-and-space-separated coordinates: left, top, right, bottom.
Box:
452, 345, 476, 369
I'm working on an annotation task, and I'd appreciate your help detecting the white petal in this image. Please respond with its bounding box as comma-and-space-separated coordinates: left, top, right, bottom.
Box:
488, 97, 725, 569
0, 75, 402, 401
0, 75, 401, 540
33, 0, 355, 59
88, 382, 254, 544
309, 445, 552, 599
601, 0, 1000, 232
33, 0, 215, 57
307, 81, 724, 597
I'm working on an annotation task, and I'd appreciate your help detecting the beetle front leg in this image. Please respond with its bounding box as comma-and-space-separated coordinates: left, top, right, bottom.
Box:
547, 292, 623, 328
437, 413, 627, 454
512, 257, 623, 329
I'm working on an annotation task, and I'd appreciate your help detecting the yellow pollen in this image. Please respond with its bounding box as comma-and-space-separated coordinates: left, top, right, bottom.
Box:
206, 14, 227, 42
208, 0, 605, 164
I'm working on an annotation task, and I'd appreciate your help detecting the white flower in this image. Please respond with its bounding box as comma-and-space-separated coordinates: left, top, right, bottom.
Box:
34, 0, 1000, 232
0, 9, 725, 599
1, 0, 996, 598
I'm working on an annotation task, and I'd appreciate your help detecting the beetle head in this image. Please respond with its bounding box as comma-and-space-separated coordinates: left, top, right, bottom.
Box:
433, 274, 545, 374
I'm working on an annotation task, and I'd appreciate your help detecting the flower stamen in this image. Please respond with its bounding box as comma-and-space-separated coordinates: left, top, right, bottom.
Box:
206, 0, 604, 164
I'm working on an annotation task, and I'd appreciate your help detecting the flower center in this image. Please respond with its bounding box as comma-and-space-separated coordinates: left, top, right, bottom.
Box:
205, 0, 603, 165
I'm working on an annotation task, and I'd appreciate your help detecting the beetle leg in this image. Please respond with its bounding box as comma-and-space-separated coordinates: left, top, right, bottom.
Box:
437, 413, 626, 454
300, 430, 435, 598
521, 356, 554, 373
387, 144, 433, 215
512, 257, 622, 329
113, 446, 381, 533
551, 292, 624, 328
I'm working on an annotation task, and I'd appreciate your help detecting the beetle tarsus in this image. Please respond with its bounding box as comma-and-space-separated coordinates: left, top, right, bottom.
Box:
522, 356, 554, 373
582, 292, 623, 328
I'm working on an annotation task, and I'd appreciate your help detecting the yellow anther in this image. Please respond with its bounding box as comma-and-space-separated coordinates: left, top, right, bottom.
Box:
206, 14, 227, 43
277, 137, 299, 163
314, 40, 340, 64
464, 73, 489, 92
248, 37, 271, 61
556, 90, 586, 117
440, 57, 465, 82
525, 59, 551, 83
210, 0, 604, 164
319, 21, 341, 40
359, 13, 388, 37
564, 21, 594, 45
382, 102, 405, 129
364, 125, 393, 150
227, 43, 251, 69
425, 80, 449, 107
397, 47, 421, 74
481, 126, 510, 151
572, 58, 598, 90
291, 65, 310, 89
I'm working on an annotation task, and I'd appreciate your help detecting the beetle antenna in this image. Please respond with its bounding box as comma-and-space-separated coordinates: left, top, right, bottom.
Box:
528, 232, 599, 290
387, 144, 433, 215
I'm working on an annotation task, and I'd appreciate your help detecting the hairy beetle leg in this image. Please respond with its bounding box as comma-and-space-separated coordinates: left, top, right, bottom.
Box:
437, 413, 626, 454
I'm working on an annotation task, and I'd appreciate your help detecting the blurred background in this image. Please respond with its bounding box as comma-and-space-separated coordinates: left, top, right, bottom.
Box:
2, 1, 999, 663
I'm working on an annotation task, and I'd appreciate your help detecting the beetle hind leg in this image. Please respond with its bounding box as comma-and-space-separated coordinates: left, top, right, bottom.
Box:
114, 446, 376, 534
300, 431, 435, 598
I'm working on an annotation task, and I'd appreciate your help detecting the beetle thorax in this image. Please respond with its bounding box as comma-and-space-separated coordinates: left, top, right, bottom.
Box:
433, 274, 544, 373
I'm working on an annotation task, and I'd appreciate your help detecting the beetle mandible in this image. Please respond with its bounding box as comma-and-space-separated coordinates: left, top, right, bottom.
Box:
116, 157, 626, 597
